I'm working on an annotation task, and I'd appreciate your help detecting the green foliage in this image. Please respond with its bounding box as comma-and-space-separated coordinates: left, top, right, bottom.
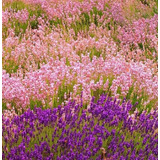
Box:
89, 48, 102, 60
143, 42, 157, 61
91, 75, 115, 102
126, 84, 134, 100
49, 18, 63, 28
117, 86, 121, 94
69, 7, 105, 36
52, 80, 77, 107
14, 21, 29, 37
2, 102, 7, 112
3, 0, 28, 11
66, 57, 70, 66
153, 6, 158, 15
91, 88, 107, 102
146, 99, 157, 112
138, 43, 143, 50
3, 59, 19, 75
30, 99, 43, 110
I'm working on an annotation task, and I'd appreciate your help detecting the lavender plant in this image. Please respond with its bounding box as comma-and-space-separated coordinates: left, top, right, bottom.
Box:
3, 95, 158, 160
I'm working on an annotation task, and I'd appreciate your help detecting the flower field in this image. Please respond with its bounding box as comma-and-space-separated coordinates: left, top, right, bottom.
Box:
2, 0, 158, 159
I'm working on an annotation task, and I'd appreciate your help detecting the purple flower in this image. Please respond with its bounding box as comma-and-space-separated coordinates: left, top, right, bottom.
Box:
3, 95, 157, 159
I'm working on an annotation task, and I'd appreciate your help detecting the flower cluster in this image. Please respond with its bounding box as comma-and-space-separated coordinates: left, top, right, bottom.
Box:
3, 95, 158, 159
2, 0, 158, 159
2, 54, 157, 112
2, 0, 158, 117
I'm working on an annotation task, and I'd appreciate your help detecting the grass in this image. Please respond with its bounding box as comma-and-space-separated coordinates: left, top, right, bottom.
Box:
3, 59, 19, 75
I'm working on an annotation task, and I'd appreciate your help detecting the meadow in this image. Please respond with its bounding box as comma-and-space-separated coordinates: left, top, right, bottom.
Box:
2, 0, 158, 159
